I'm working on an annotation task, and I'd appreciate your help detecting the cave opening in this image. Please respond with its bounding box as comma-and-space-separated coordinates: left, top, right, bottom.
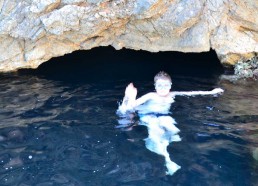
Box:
19, 47, 225, 82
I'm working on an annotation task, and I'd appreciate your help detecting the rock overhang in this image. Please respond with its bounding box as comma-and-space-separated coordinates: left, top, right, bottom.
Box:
0, 0, 257, 78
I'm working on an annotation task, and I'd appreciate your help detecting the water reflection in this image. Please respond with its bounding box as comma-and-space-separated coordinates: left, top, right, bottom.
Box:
0, 75, 67, 128
0, 74, 110, 128
0, 71, 258, 185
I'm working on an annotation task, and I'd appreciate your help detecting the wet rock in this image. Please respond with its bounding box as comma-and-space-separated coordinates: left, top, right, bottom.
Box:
253, 69, 258, 80
7, 129, 24, 141
0, 135, 7, 141
51, 174, 70, 184
221, 55, 258, 80
253, 148, 258, 161
3, 157, 23, 168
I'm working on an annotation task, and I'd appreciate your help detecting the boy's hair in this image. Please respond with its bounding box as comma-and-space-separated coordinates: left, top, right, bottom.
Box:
154, 71, 172, 84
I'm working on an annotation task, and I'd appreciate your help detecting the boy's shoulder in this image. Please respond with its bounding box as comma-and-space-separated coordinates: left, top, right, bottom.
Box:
146, 92, 158, 96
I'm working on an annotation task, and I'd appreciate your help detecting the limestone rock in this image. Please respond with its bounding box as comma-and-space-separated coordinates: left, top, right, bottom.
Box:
0, 0, 257, 72
30, 0, 61, 13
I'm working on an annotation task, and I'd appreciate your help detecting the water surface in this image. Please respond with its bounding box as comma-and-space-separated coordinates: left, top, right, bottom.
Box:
0, 48, 257, 185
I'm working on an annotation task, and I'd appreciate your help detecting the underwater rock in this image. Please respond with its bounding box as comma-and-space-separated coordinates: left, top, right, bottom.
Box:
253, 148, 258, 161
3, 157, 23, 169
7, 129, 24, 141
0, 0, 257, 72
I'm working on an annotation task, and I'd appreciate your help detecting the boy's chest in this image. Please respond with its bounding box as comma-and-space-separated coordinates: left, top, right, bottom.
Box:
153, 95, 174, 104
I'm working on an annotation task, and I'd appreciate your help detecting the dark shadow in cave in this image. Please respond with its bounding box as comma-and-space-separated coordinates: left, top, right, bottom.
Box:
18, 47, 224, 83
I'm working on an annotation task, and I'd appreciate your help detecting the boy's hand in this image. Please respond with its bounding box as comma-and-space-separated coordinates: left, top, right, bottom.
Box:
125, 83, 137, 100
212, 88, 224, 94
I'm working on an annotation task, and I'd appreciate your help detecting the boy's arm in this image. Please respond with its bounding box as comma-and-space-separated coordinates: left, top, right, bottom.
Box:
118, 83, 153, 114
172, 88, 224, 97
135, 93, 153, 106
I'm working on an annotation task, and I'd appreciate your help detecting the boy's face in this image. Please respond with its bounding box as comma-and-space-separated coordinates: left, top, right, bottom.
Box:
155, 79, 172, 96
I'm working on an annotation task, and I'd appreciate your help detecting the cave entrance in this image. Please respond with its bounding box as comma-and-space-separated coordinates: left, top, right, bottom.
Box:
22, 47, 224, 82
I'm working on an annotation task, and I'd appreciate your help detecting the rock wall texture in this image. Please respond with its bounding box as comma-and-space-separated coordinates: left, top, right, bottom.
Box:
0, 0, 257, 72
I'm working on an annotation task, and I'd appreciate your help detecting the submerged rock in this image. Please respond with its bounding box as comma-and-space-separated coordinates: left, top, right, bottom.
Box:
253, 148, 258, 161
0, 0, 257, 73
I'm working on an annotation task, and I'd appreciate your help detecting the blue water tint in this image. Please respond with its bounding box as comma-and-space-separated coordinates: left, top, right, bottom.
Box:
0, 47, 257, 185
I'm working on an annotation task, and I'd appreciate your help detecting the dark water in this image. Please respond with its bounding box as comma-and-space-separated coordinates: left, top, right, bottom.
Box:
0, 47, 257, 185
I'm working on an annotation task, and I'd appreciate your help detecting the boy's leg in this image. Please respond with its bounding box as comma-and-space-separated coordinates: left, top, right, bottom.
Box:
158, 116, 180, 134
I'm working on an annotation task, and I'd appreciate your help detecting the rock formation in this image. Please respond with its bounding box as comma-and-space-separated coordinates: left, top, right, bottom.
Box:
0, 0, 257, 76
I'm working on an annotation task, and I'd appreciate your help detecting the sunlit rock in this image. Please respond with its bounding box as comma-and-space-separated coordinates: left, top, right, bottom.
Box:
0, 0, 257, 75
30, 0, 61, 14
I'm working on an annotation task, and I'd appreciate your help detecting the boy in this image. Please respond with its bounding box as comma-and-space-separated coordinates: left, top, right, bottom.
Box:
118, 71, 224, 114
117, 71, 224, 175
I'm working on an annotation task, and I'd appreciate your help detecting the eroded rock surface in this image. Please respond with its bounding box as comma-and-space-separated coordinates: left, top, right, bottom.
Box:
0, 0, 257, 72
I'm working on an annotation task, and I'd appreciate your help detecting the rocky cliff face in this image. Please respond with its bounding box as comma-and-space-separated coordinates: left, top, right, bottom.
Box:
0, 0, 257, 75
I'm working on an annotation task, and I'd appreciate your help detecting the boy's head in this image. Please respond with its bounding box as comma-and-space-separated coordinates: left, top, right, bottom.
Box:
154, 71, 172, 96
154, 71, 172, 84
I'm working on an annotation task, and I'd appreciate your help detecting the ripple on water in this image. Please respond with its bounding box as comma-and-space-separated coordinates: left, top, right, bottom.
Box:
0, 74, 257, 185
